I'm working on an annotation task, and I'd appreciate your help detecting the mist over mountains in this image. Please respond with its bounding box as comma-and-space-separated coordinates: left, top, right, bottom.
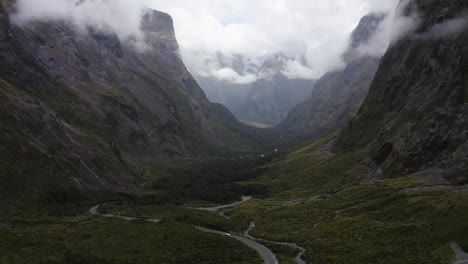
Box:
197, 10, 388, 126
281, 12, 386, 135
196, 53, 316, 125
11, 0, 400, 83
0, 0, 467, 263
0, 0, 279, 199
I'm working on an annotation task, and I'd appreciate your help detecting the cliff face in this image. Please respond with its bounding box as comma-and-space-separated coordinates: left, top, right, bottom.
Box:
11, 7, 216, 156
281, 14, 385, 135
334, 0, 468, 182
0, 1, 258, 200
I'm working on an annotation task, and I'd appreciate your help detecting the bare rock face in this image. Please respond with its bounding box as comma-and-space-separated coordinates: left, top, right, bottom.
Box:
280, 13, 385, 136
334, 0, 468, 182
8, 6, 216, 155
0, 1, 250, 200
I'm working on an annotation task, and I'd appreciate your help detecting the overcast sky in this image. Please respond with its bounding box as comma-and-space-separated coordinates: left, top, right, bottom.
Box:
13, 0, 401, 82
147, 0, 400, 81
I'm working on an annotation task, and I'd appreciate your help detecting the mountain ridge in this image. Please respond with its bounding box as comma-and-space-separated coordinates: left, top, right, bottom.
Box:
0, 1, 272, 201
334, 0, 468, 182
280, 13, 386, 136
196, 54, 316, 126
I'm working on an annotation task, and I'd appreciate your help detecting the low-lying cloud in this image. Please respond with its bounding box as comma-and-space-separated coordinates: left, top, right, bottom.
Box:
12, 0, 148, 44
12, 0, 421, 83
149, 0, 401, 83
420, 15, 468, 39
389, 0, 421, 44
213, 68, 257, 84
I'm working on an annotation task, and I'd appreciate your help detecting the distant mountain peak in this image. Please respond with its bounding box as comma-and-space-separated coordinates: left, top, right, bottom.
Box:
257, 54, 287, 79
257, 53, 308, 80
141, 9, 175, 35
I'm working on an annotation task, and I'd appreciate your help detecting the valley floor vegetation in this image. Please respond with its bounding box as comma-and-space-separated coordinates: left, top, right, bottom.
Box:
2, 133, 467, 264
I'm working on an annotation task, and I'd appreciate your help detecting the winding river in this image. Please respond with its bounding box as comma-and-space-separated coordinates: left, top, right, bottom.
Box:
192, 198, 308, 264
245, 222, 307, 264
195, 226, 279, 264
451, 243, 468, 264
90, 197, 307, 264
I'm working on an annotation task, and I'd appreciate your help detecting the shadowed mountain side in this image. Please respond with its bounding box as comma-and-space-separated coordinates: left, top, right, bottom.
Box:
0, 1, 281, 201
334, 0, 468, 181
281, 56, 380, 133
280, 13, 385, 138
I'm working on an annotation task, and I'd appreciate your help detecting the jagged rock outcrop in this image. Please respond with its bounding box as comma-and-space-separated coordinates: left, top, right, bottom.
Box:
334, 0, 468, 182
280, 13, 385, 135
0, 1, 264, 200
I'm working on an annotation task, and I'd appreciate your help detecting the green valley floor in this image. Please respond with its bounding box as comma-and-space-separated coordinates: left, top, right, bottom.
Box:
1, 134, 467, 264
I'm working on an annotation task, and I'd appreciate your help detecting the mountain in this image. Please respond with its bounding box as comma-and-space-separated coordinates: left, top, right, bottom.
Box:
196, 54, 316, 126
221, 2, 468, 263
236, 54, 316, 126
237, 74, 316, 126
1, 0, 468, 263
195, 76, 251, 117
280, 13, 386, 136
194, 53, 258, 115
334, 0, 468, 181
0, 1, 269, 201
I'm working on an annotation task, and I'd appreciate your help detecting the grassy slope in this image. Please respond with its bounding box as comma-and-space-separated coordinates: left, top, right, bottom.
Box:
241, 131, 366, 198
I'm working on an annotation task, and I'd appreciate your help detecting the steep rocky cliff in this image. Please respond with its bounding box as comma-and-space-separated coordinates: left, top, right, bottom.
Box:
334, 0, 468, 182
281, 13, 385, 135
0, 1, 265, 200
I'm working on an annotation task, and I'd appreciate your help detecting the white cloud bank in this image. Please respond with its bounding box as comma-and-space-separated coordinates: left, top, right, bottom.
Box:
420, 15, 468, 39
148, 0, 402, 82
213, 68, 257, 84
15, 0, 439, 83
13, 0, 147, 41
